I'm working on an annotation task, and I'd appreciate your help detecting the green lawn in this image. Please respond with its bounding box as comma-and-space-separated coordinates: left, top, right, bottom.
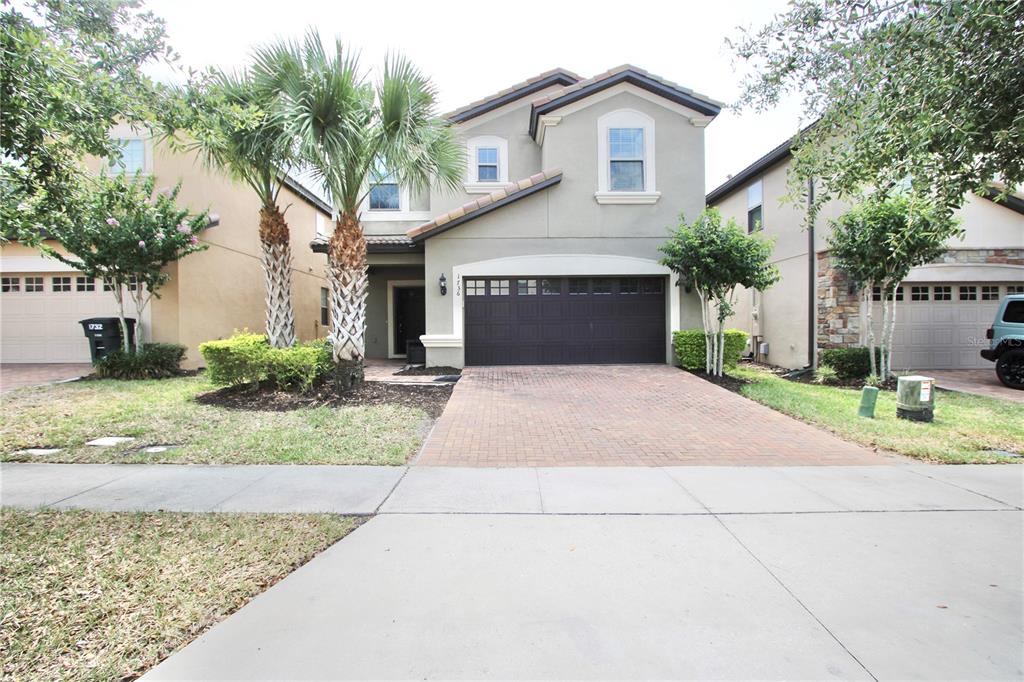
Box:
732, 365, 1024, 463
0, 509, 358, 682
0, 376, 427, 464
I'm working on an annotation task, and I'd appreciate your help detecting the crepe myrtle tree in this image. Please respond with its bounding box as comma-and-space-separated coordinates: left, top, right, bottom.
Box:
659, 209, 780, 376
828, 193, 959, 378
169, 65, 299, 348
260, 31, 463, 386
43, 174, 208, 352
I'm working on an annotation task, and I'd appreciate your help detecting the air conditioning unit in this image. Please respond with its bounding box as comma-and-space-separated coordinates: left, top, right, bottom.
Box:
759, 342, 770, 356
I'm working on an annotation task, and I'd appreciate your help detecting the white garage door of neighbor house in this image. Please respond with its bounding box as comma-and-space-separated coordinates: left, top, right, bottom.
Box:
1, 273, 125, 363
872, 282, 1024, 371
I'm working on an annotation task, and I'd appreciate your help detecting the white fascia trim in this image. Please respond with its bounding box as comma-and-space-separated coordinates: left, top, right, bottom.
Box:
597, 108, 657, 195
420, 334, 463, 348
386, 280, 425, 358
0, 255, 81, 273
362, 210, 433, 222
551, 82, 714, 123
444, 254, 681, 362
534, 115, 562, 145
594, 191, 661, 205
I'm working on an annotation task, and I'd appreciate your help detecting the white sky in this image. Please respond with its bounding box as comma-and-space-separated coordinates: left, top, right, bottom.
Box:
146, 0, 809, 192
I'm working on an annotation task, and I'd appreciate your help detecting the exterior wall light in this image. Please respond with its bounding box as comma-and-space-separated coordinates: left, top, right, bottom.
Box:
439, 273, 448, 296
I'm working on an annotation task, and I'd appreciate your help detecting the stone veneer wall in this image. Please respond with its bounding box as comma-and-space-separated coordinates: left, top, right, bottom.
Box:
815, 248, 1024, 352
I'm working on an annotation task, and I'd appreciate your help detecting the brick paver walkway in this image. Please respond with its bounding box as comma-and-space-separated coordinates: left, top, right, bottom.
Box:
0, 363, 92, 393
417, 365, 894, 466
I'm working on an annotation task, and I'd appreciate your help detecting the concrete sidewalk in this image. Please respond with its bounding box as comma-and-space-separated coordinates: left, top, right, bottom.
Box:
3, 462, 1021, 514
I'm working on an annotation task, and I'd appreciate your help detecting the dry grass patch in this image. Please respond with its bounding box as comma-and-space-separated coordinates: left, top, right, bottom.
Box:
0, 509, 359, 681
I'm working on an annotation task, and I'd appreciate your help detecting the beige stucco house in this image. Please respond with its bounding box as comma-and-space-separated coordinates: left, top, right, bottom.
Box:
2, 65, 723, 370
0, 123, 333, 367
707, 135, 1024, 371
313, 66, 723, 367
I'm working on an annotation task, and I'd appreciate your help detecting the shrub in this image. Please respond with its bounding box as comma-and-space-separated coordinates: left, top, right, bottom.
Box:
819, 347, 883, 381
199, 333, 331, 391
94, 343, 186, 380
673, 329, 749, 372
813, 364, 839, 385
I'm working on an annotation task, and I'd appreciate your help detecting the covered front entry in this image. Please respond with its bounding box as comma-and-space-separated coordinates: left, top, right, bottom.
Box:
463, 276, 665, 366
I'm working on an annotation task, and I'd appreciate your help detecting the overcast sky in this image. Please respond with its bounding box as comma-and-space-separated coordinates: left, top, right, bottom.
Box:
146, 0, 808, 191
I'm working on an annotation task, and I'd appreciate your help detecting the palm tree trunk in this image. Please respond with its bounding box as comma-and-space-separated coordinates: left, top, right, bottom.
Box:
327, 212, 368, 388
259, 205, 296, 348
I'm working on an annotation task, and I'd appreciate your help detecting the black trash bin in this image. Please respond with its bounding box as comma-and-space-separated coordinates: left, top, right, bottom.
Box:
405, 339, 426, 365
79, 317, 136, 362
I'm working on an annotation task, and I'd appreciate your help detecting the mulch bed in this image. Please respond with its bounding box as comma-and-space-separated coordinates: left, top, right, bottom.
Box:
195, 381, 453, 418
393, 366, 463, 377
685, 369, 750, 394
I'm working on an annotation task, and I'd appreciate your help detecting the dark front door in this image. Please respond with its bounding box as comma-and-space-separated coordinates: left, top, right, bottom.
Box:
464, 276, 666, 366
394, 286, 426, 356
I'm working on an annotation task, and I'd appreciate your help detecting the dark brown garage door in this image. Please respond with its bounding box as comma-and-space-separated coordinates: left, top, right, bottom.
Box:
464, 276, 666, 366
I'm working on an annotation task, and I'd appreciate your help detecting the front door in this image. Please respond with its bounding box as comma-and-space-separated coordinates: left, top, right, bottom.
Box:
394, 286, 426, 356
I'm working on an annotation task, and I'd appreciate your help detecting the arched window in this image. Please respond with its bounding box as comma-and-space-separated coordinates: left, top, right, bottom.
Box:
595, 109, 659, 204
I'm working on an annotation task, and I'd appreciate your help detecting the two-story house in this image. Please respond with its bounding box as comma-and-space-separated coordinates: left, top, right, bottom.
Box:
314, 66, 723, 368
707, 134, 1024, 372
0, 123, 334, 367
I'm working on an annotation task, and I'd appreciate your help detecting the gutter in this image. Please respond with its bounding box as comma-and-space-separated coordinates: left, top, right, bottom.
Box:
807, 178, 816, 368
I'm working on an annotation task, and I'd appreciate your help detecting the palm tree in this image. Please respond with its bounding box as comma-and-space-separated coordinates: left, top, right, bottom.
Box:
262, 32, 463, 383
181, 67, 298, 348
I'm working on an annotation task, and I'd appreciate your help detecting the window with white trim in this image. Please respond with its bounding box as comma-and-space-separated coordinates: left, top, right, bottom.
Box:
25, 276, 43, 292
368, 160, 399, 211
108, 138, 146, 175
52, 276, 71, 292
608, 128, 645, 191
320, 287, 329, 325
464, 136, 509, 190
1007, 285, 1024, 295
476, 147, 499, 182
596, 109, 657, 202
76, 276, 95, 292
747, 180, 763, 233
2, 276, 20, 292
981, 285, 1000, 301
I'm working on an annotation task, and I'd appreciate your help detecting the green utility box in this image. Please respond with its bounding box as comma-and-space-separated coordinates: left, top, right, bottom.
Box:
896, 375, 935, 422
858, 386, 880, 418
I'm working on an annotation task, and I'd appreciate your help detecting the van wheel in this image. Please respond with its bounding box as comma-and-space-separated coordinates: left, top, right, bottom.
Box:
995, 349, 1024, 390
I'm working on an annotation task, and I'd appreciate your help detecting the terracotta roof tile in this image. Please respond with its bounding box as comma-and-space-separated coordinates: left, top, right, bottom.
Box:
444, 68, 581, 121
407, 169, 562, 240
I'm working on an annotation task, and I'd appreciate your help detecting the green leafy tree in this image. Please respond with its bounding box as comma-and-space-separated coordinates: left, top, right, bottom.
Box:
1, 0, 175, 237
660, 209, 780, 376
828, 194, 959, 377
43, 174, 209, 352
168, 66, 299, 348
730, 0, 1024, 215
257, 31, 463, 385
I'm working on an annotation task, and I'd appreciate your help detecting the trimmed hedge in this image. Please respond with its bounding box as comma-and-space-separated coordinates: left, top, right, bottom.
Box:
94, 343, 186, 380
818, 346, 883, 381
673, 329, 749, 371
199, 333, 332, 391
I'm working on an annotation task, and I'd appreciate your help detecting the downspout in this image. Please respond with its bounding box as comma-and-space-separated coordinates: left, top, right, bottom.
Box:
807, 178, 817, 368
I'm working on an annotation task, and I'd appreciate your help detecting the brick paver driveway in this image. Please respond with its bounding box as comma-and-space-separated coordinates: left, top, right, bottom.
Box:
417, 365, 894, 466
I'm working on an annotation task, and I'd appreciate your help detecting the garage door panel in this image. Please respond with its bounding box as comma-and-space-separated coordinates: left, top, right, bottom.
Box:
464, 276, 666, 366
871, 282, 1014, 370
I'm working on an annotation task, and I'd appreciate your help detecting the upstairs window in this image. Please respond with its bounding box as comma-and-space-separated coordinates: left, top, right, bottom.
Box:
109, 139, 145, 175
608, 128, 645, 191
368, 161, 400, 210
477, 147, 499, 182
747, 180, 763, 233
320, 288, 329, 325
596, 110, 657, 202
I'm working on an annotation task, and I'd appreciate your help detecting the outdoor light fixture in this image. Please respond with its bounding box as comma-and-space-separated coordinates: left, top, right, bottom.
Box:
439, 273, 448, 296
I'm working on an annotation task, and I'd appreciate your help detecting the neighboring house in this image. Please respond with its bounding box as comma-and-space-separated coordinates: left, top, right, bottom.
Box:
0, 123, 332, 367
313, 66, 723, 367
707, 135, 1024, 371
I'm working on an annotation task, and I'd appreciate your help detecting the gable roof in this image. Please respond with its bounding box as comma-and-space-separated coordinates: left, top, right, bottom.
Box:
528, 65, 724, 138
705, 135, 798, 205
407, 170, 562, 242
445, 68, 581, 123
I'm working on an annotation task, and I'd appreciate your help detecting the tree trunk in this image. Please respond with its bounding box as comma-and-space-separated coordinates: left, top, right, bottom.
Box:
885, 281, 901, 377
259, 205, 296, 348
110, 283, 130, 354
698, 289, 712, 374
864, 284, 877, 377
327, 213, 368, 377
